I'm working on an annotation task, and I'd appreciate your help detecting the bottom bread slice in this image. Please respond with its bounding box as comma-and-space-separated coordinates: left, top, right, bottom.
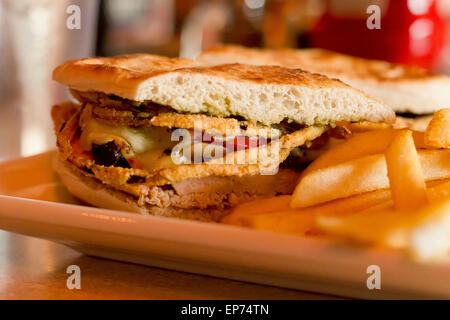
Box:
53, 157, 299, 222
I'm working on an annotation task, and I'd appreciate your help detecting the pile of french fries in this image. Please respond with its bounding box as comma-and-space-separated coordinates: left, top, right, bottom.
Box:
222, 109, 450, 262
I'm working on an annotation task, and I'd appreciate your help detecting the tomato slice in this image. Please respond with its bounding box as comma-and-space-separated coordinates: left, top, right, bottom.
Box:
191, 129, 269, 152
223, 136, 268, 152
127, 157, 144, 170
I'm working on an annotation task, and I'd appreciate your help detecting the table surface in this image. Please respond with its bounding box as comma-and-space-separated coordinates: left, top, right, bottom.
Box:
0, 231, 340, 300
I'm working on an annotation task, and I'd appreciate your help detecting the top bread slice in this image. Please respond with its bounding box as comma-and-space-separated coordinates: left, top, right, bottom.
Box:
53, 53, 394, 126
198, 45, 450, 115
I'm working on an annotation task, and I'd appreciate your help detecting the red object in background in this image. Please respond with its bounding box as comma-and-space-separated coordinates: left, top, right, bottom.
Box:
308, 0, 447, 69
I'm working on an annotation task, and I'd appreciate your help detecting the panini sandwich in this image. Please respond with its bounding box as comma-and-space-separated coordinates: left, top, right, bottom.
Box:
51, 54, 394, 221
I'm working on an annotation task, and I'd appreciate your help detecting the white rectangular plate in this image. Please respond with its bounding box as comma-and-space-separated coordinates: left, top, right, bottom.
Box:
1, 152, 449, 299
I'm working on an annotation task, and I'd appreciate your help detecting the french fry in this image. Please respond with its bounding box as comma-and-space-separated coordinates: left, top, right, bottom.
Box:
356, 201, 393, 214
335, 121, 392, 133
412, 131, 427, 148
424, 108, 450, 148
232, 189, 391, 235
316, 209, 408, 248
293, 154, 387, 208
232, 180, 448, 237
344, 118, 433, 134
221, 195, 291, 225
385, 130, 428, 211
427, 179, 450, 202
221, 115, 450, 261
291, 149, 450, 208
316, 198, 450, 261
300, 129, 427, 179
240, 209, 318, 236
420, 149, 450, 178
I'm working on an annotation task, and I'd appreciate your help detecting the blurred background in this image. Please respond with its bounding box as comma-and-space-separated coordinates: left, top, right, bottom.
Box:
0, 0, 450, 160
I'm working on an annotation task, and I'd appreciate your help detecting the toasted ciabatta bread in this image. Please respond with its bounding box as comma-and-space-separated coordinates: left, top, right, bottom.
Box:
198, 45, 450, 115
53, 54, 395, 126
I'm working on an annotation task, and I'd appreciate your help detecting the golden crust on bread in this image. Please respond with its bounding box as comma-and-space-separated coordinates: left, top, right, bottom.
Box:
53, 54, 199, 94
198, 45, 450, 114
53, 54, 395, 126
198, 45, 437, 82
54, 53, 345, 92
174, 63, 347, 87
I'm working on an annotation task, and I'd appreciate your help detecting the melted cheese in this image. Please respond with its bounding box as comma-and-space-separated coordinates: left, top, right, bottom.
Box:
79, 119, 173, 154
79, 119, 231, 171
136, 150, 177, 171
79, 119, 179, 171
